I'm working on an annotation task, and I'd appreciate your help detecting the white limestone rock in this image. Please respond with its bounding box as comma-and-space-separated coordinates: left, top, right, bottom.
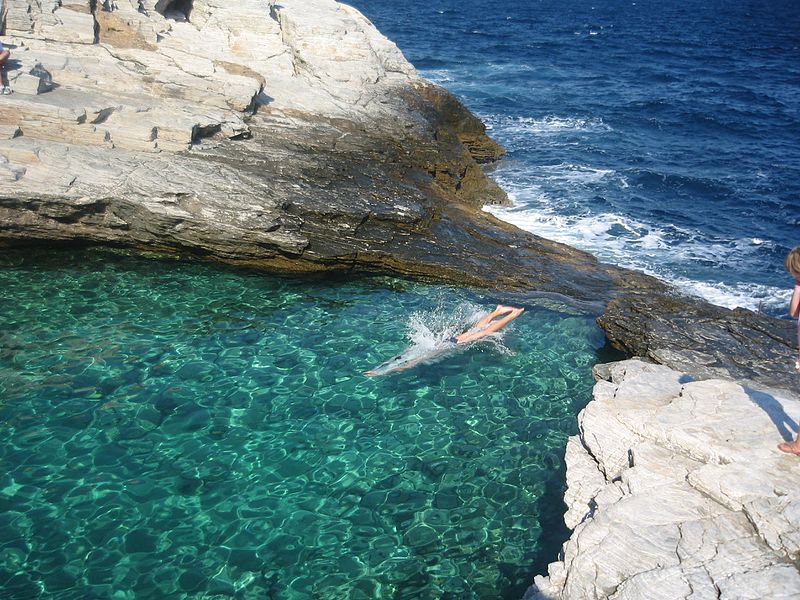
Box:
530, 359, 800, 600
562, 436, 606, 529
0, 0, 421, 157
0, 0, 464, 263
5, 0, 95, 43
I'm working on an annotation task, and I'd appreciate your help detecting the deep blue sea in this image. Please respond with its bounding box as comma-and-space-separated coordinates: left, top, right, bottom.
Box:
350, 0, 800, 316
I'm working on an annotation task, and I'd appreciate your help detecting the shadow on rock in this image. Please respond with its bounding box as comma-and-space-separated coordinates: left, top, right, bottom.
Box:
745, 386, 799, 442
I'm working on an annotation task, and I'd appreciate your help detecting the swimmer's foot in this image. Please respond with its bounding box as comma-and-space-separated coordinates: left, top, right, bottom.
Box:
795, 358, 800, 372
778, 441, 800, 455
363, 370, 377, 377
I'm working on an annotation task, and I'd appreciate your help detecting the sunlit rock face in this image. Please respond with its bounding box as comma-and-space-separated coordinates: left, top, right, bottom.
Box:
0, 0, 529, 284
528, 359, 800, 600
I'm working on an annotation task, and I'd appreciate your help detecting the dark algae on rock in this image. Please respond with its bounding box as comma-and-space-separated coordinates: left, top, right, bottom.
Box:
598, 292, 798, 390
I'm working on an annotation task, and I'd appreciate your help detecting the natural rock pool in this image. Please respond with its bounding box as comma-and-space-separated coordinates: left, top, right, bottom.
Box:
0, 249, 606, 599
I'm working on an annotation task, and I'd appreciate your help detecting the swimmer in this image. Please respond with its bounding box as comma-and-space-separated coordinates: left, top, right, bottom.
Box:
364, 305, 524, 376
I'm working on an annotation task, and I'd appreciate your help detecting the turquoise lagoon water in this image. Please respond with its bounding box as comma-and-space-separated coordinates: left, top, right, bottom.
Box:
0, 249, 606, 599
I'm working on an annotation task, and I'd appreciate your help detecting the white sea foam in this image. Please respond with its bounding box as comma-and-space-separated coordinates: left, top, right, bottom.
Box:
486, 115, 612, 136
478, 110, 787, 315
419, 69, 455, 84
486, 196, 787, 314
671, 279, 791, 314
487, 203, 668, 263
536, 162, 616, 184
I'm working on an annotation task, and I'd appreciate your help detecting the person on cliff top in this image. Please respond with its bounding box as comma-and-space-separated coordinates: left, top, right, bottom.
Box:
777, 246, 800, 455
0, 39, 11, 95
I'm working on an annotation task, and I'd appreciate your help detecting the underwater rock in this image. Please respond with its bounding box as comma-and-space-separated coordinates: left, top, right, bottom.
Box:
527, 359, 800, 600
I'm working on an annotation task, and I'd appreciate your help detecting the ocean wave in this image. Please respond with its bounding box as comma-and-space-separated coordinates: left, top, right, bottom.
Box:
419, 68, 455, 83
486, 199, 790, 314
347, 0, 800, 321
486, 202, 669, 259
630, 169, 735, 198
485, 115, 612, 136
492, 162, 629, 193
413, 56, 452, 69
533, 163, 616, 185
671, 278, 791, 314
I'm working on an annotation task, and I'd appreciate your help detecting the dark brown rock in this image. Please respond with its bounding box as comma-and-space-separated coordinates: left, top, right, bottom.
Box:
598, 292, 798, 390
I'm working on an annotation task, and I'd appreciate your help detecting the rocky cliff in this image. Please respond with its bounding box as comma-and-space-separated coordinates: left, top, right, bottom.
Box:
0, 0, 796, 391
0, 0, 612, 295
528, 360, 800, 600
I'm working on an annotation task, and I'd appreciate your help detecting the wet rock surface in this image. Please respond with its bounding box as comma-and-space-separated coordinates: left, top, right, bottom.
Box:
599, 292, 798, 391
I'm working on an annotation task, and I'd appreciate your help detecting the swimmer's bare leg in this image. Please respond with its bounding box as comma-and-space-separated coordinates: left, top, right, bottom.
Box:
456, 306, 523, 344
470, 305, 515, 331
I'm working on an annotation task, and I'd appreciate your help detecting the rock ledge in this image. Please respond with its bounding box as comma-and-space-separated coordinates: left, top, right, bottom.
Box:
528, 359, 800, 600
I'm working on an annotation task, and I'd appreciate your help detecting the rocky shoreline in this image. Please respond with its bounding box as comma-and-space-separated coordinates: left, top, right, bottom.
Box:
1, 0, 798, 597
526, 360, 800, 599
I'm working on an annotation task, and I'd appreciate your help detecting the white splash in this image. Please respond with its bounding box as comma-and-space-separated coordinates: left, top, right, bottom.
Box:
366, 303, 513, 376
419, 69, 455, 84
487, 197, 790, 314
670, 279, 791, 314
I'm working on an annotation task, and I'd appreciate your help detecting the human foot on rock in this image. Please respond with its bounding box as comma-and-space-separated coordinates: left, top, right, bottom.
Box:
778, 441, 800, 455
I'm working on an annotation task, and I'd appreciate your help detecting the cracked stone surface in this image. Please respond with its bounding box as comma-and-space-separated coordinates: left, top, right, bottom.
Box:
527, 359, 800, 600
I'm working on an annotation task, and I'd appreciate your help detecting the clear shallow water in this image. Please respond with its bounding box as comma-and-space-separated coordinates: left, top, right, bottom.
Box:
0, 250, 605, 599
349, 0, 800, 316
